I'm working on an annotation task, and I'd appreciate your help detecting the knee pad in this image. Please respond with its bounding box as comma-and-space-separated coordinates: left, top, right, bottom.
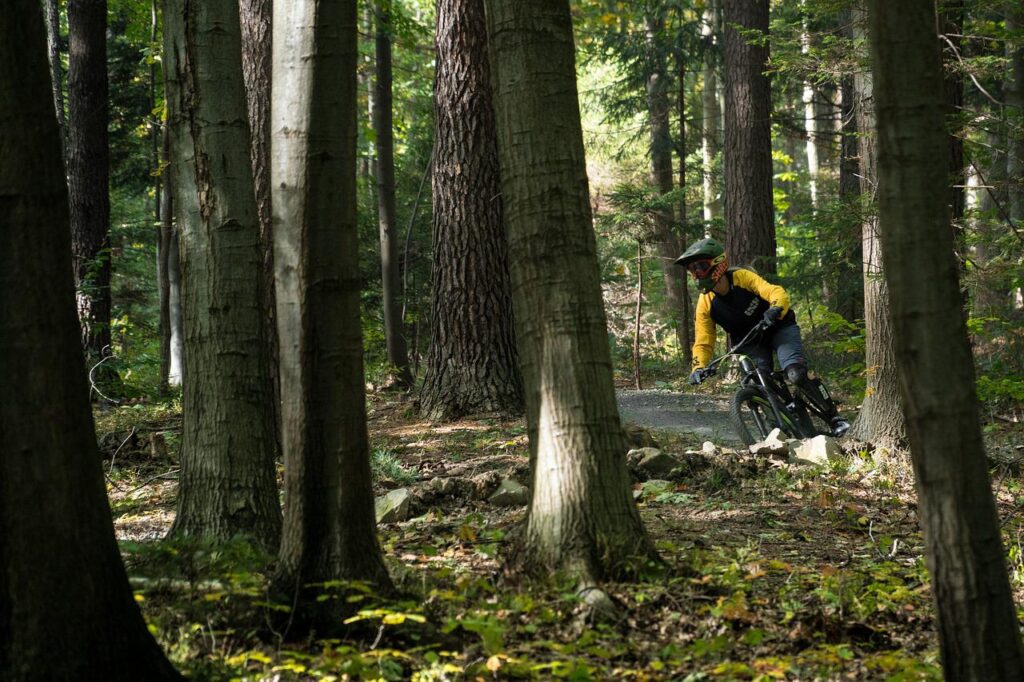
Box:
785, 363, 809, 387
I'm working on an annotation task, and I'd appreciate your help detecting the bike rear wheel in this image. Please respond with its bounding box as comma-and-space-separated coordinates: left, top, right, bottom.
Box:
730, 387, 803, 446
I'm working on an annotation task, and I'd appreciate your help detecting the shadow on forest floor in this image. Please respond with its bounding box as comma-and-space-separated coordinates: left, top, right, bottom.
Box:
96, 393, 1024, 680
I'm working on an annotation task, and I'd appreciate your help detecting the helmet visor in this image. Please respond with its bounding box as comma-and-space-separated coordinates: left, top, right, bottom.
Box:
686, 258, 715, 279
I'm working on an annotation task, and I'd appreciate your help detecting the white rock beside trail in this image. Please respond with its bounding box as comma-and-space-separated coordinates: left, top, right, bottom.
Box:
791, 435, 843, 467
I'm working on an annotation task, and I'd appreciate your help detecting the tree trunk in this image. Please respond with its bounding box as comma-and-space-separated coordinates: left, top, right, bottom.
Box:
239, 0, 281, 437
373, 2, 414, 390
271, 0, 392, 625
419, 0, 522, 422
67, 0, 115, 382
847, 5, 904, 448
701, 0, 722, 226
870, 3, 1024, 677
721, 0, 775, 274
832, 8, 863, 322
158, 123, 173, 393
42, 0, 67, 164
484, 0, 658, 586
940, 0, 966, 271
678, 53, 694, 364
801, 3, 819, 212
164, 0, 282, 548
971, 143, 1011, 317
1008, 6, 1024, 225
0, 5, 180, 677
645, 12, 689, 354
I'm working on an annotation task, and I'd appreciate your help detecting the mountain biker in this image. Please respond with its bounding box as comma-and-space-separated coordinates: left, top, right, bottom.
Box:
675, 237, 850, 438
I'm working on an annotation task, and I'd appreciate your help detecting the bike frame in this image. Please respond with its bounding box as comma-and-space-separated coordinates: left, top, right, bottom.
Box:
699, 321, 830, 439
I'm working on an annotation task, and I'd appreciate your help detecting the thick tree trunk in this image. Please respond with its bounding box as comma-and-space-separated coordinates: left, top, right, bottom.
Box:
164, 0, 282, 548
701, 0, 722, 226
721, 0, 775, 274
68, 0, 115, 380
645, 12, 689, 354
0, 6, 180, 678
847, 5, 904, 448
419, 0, 523, 421
484, 0, 658, 585
870, 3, 1024, 678
271, 0, 392, 624
373, 3, 414, 390
42, 0, 67, 164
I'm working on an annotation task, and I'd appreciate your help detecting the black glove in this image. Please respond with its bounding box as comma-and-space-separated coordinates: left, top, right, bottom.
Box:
763, 305, 783, 326
688, 369, 704, 386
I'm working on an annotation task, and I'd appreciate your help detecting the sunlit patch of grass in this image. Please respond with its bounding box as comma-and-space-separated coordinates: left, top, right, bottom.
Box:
371, 447, 418, 485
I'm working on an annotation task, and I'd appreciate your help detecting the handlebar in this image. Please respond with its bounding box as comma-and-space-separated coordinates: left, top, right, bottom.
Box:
692, 319, 772, 383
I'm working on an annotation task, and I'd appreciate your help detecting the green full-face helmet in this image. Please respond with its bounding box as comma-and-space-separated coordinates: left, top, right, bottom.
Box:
674, 238, 728, 293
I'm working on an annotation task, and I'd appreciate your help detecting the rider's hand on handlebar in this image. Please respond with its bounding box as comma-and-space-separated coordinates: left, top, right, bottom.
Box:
763, 305, 783, 327
689, 367, 716, 385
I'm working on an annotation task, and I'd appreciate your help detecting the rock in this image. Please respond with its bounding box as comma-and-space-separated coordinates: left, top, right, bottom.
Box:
748, 428, 790, 457
624, 424, 659, 449
488, 479, 529, 507
627, 447, 660, 467
469, 471, 502, 500
638, 450, 680, 478
792, 435, 842, 467
701, 441, 717, 455
638, 479, 673, 499
375, 488, 411, 524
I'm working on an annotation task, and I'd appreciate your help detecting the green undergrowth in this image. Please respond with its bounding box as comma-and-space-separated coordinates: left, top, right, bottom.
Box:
96, 399, 1024, 680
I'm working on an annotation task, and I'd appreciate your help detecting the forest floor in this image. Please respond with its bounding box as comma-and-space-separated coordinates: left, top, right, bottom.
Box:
97, 391, 1024, 681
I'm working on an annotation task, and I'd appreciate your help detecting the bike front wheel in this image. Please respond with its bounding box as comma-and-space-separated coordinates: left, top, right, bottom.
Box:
729, 387, 803, 446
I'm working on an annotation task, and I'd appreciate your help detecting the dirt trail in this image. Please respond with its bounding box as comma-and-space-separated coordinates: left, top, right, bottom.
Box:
615, 388, 742, 445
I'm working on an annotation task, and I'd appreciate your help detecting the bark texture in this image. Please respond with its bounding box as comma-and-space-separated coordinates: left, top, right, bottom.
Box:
870, 3, 1024, 678
271, 0, 392, 622
164, 0, 281, 547
42, 0, 67, 162
721, 0, 775, 274
484, 0, 657, 583
419, 0, 523, 421
68, 0, 114, 370
0, 6, 179, 678
373, 3, 414, 389
847, 6, 904, 447
239, 0, 280, 428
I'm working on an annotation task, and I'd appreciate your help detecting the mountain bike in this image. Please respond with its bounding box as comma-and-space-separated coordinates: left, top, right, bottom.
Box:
691, 320, 836, 446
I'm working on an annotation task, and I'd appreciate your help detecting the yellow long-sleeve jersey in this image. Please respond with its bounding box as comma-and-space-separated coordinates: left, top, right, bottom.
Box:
691, 268, 792, 369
